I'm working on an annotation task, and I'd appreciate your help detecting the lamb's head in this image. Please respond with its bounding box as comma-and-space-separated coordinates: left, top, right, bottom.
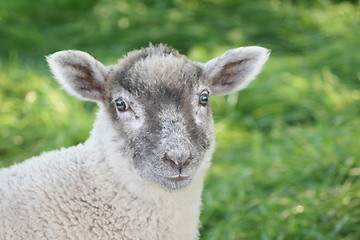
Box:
47, 45, 269, 190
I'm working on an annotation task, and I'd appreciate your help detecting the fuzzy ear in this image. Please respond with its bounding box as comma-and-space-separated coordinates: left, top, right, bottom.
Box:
46, 50, 107, 102
203, 46, 270, 96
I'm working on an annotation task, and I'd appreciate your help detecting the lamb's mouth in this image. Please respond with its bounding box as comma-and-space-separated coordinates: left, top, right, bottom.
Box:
164, 175, 190, 182
150, 168, 193, 189
152, 170, 191, 182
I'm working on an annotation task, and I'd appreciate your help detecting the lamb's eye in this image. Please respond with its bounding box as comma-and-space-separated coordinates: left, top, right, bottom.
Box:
199, 90, 210, 106
114, 98, 129, 112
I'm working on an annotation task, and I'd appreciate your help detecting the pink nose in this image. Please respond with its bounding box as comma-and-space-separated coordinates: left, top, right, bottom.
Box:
163, 153, 191, 170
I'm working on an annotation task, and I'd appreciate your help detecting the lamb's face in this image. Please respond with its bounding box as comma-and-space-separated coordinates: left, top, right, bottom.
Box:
47, 44, 269, 190
105, 52, 214, 189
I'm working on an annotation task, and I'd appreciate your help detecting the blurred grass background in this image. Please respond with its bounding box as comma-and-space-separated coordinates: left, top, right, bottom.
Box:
0, 0, 359, 239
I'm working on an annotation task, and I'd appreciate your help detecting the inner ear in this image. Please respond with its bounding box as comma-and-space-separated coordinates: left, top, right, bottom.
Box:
212, 58, 250, 86
204, 46, 270, 96
47, 50, 108, 102
64, 62, 102, 91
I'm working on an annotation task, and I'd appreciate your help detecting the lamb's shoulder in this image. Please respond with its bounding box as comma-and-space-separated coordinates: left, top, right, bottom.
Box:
0, 145, 99, 239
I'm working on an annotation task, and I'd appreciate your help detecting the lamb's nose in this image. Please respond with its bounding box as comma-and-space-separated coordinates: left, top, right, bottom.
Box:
163, 152, 191, 170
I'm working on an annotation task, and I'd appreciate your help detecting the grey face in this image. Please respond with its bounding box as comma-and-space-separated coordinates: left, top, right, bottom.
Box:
104, 47, 214, 189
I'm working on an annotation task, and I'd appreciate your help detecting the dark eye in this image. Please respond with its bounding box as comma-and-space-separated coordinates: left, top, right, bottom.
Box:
114, 98, 129, 112
199, 90, 210, 106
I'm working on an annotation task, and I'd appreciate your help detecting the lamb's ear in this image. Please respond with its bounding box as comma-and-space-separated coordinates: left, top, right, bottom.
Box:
203, 46, 270, 96
46, 50, 107, 102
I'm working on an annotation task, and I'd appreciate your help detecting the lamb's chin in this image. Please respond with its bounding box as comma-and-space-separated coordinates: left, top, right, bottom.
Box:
158, 176, 193, 190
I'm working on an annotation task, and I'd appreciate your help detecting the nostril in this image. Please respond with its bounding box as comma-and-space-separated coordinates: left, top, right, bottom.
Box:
163, 153, 181, 168
163, 153, 192, 170
182, 154, 192, 167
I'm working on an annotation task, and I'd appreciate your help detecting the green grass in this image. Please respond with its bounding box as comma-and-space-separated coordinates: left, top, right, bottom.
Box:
202, 123, 360, 239
1, 0, 360, 239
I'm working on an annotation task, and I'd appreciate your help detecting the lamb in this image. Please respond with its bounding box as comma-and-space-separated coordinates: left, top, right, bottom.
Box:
0, 44, 269, 240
